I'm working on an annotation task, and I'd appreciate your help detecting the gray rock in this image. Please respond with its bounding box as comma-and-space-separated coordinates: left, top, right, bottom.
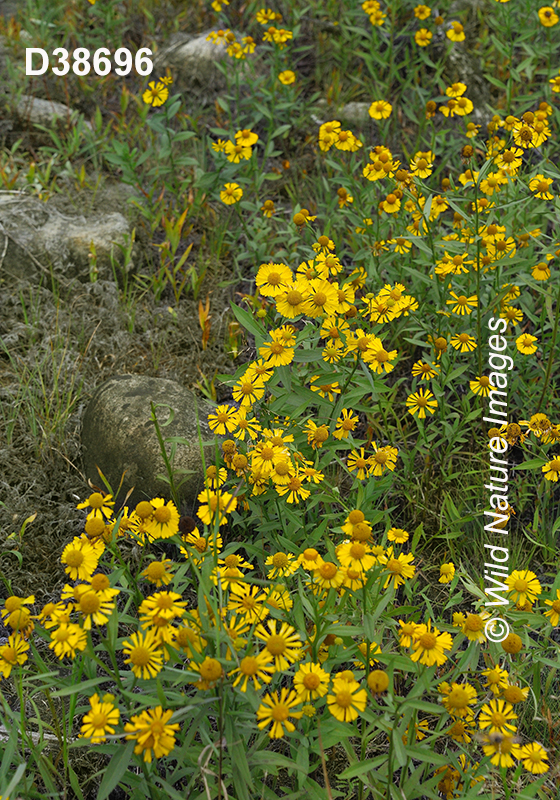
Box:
0, 195, 134, 283
154, 30, 258, 100
312, 100, 373, 128
14, 94, 93, 131
80, 374, 216, 512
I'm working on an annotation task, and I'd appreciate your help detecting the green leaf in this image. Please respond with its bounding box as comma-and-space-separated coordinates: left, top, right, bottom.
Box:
96, 741, 135, 800
230, 303, 266, 341
52, 677, 107, 698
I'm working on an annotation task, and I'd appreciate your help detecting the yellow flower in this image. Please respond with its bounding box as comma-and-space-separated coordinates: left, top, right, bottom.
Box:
450, 332, 477, 352
529, 174, 554, 200
383, 548, 416, 589
256, 688, 303, 738
370, 443, 398, 475
481, 665, 509, 695
0, 633, 29, 678
446, 291, 478, 315
414, 28, 434, 47
265, 551, 298, 579
224, 139, 252, 162
60, 538, 99, 581
538, 6, 559, 26
519, 742, 549, 774
294, 662, 330, 701
446, 21, 465, 41
229, 651, 275, 691
544, 589, 560, 625
254, 619, 302, 671
277, 69, 296, 84
480, 733, 522, 768
439, 562, 455, 583
478, 698, 518, 734
76, 491, 114, 520
410, 620, 453, 666
142, 82, 169, 107
505, 570, 542, 605
363, 340, 398, 374
220, 183, 243, 204
469, 376, 495, 397
49, 623, 87, 660
368, 100, 392, 120
439, 682, 477, 717
141, 559, 175, 587
79, 693, 120, 743
414, 4, 431, 20
327, 675, 367, 722
124, 707, 180, 763
145, 498, 180, 541
516, 333, 537, 354
122, 629, 164, 680
406, 387, 438, 419
347, 448, 372, 480
336, 540, 376, 572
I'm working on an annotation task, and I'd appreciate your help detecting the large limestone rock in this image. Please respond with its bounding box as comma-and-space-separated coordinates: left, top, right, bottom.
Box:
14, 95, 93, 131
0, 195, 133, 283
154, 30, 258, 101
81, 375, 216, 511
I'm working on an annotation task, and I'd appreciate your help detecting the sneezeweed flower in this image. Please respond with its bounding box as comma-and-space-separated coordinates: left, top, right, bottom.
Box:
516, 333, 537, 354
505, 570, 542, 605
220, 183, 243, 204
265, 551, 298, 579
256, 688, 303, 738
145, 498, 180, 540
439, 562, 455, 583
529, 174, 554, 200
77, 491, 114, 520
538, 6, 559, 25
229, 651, 275, 691
256, 261, 293, 296
446, 20, 465, 41
447, 291, 478, 315
501, 632, 523, 654
450, 332, 477, 352
406, 387, 438, 419
0, 634, 29, 678
254, 620, 302, 671
415, 28, 432, 46
544, 589, 560, 625
542, 455, 560, 481
142, 81, 169, 107
469, 376, 495, 397
482, 665, 509, 695
124, 707, 179, 763
461, 612, 490, 643
382, 548, 416, 589
294, 662, 330, 701
519, 742, 549, 774
336, 540, 376, 572
261, 199, 275, 217
370, 442, 398, 475
79, 693, 120, 743
398, 620, 420, 647
387, 527, 409, 543
232, 375, 265, 407
363, 340, 398, 373
478, 698, 518, 734
532, 261, 551, 280
122, 629, 163, 679
49, 623, 87, 660
333, 408, 359, 439
61, 538, 99, 580
327, 675, 367, 722
503, 684, 530, 705
439, 682, 478, 717
278, 70, 295, 84
347, 448, 372, 480
411, 360, 439, 380
207, 404, 238, 435
368, 100, 392, 119
480, 732, 522, 768
410, 620, 453, 666
141, 559, 175, 587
